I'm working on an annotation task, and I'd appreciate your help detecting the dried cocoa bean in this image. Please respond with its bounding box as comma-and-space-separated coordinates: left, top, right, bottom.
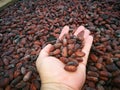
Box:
88, 81, 95, 88
59, 57, 69, 64
23, 71, 32, 82
75, 50, 85, 57
64, 65, 77, 72
15, 81, 26, 89
95, 63, 103, 69
62, 47, 68, 57
21, 67, 26, 75
87, 71, 99, 77
0, 78, 9, 88
66, 60, 79, 67
86, 76, 98, 82
63, 38, 67, 46
10, 76, 23, 87
99, 71, 112, 77
90, 54, 98, 62
54, 43, 62, 49
112, 70, 120, 77
52, 49, 61, 55
76, 57, 83, 62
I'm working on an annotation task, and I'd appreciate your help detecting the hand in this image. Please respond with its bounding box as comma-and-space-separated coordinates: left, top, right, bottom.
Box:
36, 26, 93, 90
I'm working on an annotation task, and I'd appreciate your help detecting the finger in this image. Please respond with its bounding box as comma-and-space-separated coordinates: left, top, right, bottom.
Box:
84, 29, 90, 39
59, 26, 69, 40
81, 35, 93, 66
39, 44, 53, 57
74, 26, 85, 36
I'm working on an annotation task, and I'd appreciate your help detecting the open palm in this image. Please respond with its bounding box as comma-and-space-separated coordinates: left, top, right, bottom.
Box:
36, 26, 93, 90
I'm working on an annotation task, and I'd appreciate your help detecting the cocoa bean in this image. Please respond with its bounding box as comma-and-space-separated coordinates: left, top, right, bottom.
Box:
76, 57, 83, 62
88, 81, 95, 88
86, 76, 98, 82
23, 71, 32, 82
100, 76, 108, 81
59, 57, 69, 64
112, 70, 120, 77
75, 51, 85, 57
112, 77, 120, 88
74, 44, 80, 50
5, 85, 11, 90
64, 65, 77, 72
54, 43, 62, 49
66, 60, 79, 67
95, 63, 103, 69
0, 78, 9, 88
13, 70, 21, 78
21, 67, 26, 75
62, 47, 68, 57
90, 54, 98, 62
63, 38, 67, 46
68, 50, 73, 56
99, 71, 112, 77
77, 30, 84, 40
15, 81, 26, 89
97, 84, 104, 90
87, 71, 99, 77
53, 49, 61, 55
3, 58, 9, 66
106, 64, 118, 72
10, 76, 23, 87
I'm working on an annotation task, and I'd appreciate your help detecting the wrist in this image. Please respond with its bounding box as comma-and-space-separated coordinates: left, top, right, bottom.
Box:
41, 82, 75, 90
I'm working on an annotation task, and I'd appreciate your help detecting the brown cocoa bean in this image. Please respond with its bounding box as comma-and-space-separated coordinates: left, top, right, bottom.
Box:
112, 70, 120, 77
10, 76, 23, 87
0, 78, 9, 87
30, 83, 37, 90
68, 50, 73, 56
52, 49, 61, 55
62, 47, 68, 57
60, 57, 69, 64
97, 84, 104, 90
54, 43, 62, 49
95, 63, 103, 69
64, 65, 77, 72
87, 71, 99, 77
77, 30, 84, 40
99, 71, 112, 77
87, 76, 98, 82
3, 58, 9, 66
21, 55, 31, 61
32, 80, 40, 89
15, 81, 26, 89
13, 70, 21, 78
68, 44, 75, 49
74, 44, 80, 50
75, 50, 85, 57
23, 71, 32, 82
5, 85, 11, 90
100, 76, 108, 81
66, 60, 79, 67
112, 76, 120, 88
88, 81, 95, 88
21, 67, 26, 75
106, 63, 118, 72
63, 38, 67, 46
76, 57, 83, 62
90, 54, 98, 62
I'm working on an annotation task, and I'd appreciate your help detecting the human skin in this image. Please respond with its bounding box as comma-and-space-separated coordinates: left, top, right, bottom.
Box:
36, 26, 93, 90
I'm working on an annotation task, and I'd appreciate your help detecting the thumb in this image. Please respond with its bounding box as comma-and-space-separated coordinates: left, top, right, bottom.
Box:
39, 44, 53, 58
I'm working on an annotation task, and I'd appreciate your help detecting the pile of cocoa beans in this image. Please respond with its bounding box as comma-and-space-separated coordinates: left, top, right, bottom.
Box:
0, 0, 120, 90
50, 31, 85, 72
